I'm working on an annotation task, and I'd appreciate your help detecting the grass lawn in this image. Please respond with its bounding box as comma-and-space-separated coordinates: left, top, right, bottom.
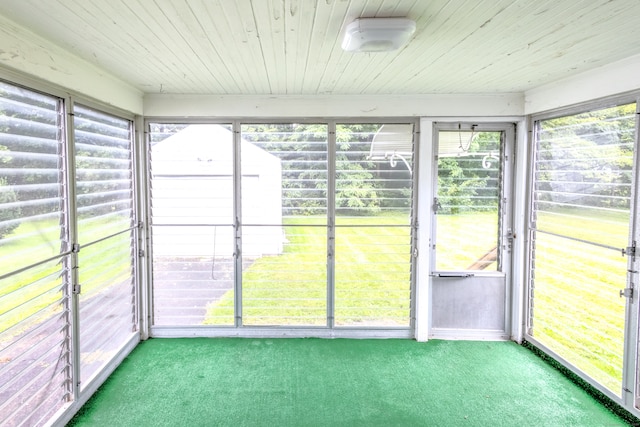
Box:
204, 215, 414, 326
204, 211, 496, 326
532, 207, 630, 394
434, 211, 499, 270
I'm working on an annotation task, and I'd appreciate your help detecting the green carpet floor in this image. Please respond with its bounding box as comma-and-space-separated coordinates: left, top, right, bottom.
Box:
68, 338, 632, 426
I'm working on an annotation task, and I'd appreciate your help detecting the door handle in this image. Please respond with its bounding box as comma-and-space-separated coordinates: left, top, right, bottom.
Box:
434, 273, 475, 278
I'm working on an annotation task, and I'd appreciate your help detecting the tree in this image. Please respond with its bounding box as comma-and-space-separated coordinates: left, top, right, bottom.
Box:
242, 123, 387, 216
436, 132, 497, 214
437, 157, 486, 214
335, 124, 382, 215
536, 103, 635, 211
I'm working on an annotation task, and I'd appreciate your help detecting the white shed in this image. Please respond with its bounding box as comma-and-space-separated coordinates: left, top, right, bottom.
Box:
151, 124, 284, 257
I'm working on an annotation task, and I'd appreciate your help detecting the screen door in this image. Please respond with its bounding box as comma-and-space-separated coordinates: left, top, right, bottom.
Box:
430, 123, 514, 338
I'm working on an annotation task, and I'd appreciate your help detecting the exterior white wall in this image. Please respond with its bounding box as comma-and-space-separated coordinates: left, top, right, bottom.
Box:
144, 93, 524, 118
0, 14, 143, 115
525, 53, 640, 115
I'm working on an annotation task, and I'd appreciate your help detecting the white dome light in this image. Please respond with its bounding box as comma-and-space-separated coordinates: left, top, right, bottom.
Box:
342, 18, 416, 52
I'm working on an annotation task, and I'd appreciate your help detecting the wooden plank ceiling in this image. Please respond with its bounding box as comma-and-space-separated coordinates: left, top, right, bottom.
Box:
0, 0, 639, 95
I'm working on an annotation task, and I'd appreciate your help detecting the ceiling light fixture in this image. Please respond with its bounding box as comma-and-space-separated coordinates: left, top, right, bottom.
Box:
342, 17, 416, 52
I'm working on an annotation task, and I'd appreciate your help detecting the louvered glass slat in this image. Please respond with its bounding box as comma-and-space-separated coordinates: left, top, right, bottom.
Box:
0, 83, 65, 271
334, 124, 414, 327
150, 124, 236, 326
334, 225, 412, 326
79, 234, 135, 387
529, 103, 635, 396
74, 105, 133, 244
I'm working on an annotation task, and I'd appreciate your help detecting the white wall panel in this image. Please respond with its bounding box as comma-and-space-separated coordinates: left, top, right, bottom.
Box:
0, 15, 143, 114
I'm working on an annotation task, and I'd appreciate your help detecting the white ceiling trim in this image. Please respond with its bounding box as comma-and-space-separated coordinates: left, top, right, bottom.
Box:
143, 93, 524, 118
524, 53, 640, 115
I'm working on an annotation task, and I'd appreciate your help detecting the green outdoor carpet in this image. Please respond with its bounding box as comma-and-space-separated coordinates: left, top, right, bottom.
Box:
68, 338, 632, 427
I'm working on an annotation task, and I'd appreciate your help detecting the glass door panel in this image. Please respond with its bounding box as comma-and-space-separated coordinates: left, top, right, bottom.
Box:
434, 130, 502, 272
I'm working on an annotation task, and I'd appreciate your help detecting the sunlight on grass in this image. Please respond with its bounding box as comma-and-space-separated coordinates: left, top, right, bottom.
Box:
435, 211, 498, 270
334, 224, 411, 326
531, 209, 629, 394
204, 215, 413, 326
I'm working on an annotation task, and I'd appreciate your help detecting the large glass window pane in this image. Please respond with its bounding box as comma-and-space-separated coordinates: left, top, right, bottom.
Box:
150, 124, 235, 326
74, 105, 136, 388
334, 124, 414, 327
237, 124, 328, 326
530, 103, 635, 395
0, 82, 70, 426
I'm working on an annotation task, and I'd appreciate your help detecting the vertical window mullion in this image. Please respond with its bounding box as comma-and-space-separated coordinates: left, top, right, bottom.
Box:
409, 123, 420, 328
327, 122, 336, 328
233, 121, 242, 327
64, 98, 80, 400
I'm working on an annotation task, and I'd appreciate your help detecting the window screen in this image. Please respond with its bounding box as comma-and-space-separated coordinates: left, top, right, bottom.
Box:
149, 121, 417, 330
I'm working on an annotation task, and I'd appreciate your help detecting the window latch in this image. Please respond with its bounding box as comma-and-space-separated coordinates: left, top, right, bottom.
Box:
620, 287, 633, 300
433, 197, 442, 213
